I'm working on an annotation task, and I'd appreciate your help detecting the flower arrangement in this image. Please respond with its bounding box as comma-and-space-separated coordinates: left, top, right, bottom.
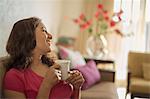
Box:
72, 3, 124, 37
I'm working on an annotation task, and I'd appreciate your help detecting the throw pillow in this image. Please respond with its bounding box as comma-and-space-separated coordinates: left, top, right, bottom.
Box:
142, 63, 150, 80
58, 47, 86, 69
75, 60, 101, 90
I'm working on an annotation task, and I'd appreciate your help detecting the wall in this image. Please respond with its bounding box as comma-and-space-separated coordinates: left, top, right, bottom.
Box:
0, 0, 116, 56
58, 0, 84, 37
0, 0, 63, 57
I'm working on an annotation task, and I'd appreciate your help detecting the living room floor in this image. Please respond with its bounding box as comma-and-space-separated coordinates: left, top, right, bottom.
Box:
117, 87, 149, 99
116, 79, 149, 99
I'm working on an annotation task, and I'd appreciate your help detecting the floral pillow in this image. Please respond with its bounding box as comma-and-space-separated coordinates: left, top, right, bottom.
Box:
59, 47, 86, 69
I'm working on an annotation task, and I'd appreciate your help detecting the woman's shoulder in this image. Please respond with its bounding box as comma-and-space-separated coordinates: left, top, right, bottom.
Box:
5, 68, 25, 79
6, 68, 24, 74
4, 68, 26, 93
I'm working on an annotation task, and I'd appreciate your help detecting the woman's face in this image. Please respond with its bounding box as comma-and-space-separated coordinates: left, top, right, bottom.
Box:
35, 22, 52, 54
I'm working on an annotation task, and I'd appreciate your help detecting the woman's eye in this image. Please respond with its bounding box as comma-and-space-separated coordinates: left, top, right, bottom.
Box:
43, 29, 47, 33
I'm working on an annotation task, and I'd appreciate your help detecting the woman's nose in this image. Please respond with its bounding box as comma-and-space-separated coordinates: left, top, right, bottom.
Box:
47, 33, 52, 40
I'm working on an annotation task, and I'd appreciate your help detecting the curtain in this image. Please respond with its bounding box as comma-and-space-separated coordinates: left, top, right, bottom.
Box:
145, 22, 150, 52
145, 0, 150, 52
114, 0, 147, 80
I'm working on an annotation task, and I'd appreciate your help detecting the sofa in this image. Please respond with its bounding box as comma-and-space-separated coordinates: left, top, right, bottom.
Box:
0, 56, 7, 98
81, 68, 118, 99
126, 52, 150, 99
79, 58, 118, 99
0, 56, 118, 99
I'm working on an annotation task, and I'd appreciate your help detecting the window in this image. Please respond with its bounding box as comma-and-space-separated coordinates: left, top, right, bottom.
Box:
145, 0, 150, 52
113, 0, 146, 80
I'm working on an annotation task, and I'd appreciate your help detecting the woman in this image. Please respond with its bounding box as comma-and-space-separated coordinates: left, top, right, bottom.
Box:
4, 17, 84, 99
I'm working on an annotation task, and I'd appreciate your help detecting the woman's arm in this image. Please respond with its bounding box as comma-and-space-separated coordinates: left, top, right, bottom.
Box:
4, 75, 55, 99
4, 83, 53, 99
4, 90, 26, 99
71, 88, 81, 99
4, 84, 53, 99
36, 79, 53, 99
36, 65, 60, 99
66, 70, 84, 99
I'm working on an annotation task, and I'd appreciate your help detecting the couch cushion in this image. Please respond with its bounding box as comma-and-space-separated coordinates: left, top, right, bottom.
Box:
0, 56, 9, 98
81, 82, 118, 99
59, 47, 86, 69
128, 52, 150, 78
142, 63, 150, 80
129, 77, 150, 94
75, 60, 100, 90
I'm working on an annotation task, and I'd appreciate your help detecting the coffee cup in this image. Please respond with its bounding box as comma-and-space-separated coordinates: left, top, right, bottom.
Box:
55, 60, 70, 80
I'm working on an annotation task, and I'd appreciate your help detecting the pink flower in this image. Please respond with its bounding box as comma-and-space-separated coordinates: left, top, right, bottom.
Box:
71, 3, 123, 36
79, 13, 85, 20
80, 23, 88, 32
97, 4, 103, 10
95, 11, 100, 19
80, 23, 88, 30
73, 19, 80, 24
104, 16, 109, 21
86, 19, 92, 26
103, 10, 108, 15
110, 20, 116, 27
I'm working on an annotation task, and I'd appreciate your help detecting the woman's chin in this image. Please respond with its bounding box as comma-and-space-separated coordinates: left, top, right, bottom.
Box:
47, 48, 51, 53
42, 48, 51, 54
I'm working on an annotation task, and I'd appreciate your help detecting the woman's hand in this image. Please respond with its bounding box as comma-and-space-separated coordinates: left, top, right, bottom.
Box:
44, 63, 60, 87
66, 70, 85, 90
37, 63, 60, 99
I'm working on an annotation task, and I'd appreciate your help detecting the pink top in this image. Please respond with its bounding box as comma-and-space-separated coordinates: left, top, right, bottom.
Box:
4, 68, 74, 99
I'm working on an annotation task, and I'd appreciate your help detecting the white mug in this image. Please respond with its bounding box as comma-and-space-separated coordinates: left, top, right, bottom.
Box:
55, 60, 70, 80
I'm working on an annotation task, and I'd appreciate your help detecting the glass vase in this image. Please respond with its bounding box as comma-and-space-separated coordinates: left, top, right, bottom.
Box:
86, 34, 108, 58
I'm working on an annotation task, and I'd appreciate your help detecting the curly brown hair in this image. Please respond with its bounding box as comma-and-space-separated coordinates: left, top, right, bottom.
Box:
6, 17, 41, 70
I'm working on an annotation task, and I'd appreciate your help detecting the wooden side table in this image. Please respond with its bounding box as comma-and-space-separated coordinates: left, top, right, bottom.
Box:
99, 68, 116, 82
84, 57, 115, 70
